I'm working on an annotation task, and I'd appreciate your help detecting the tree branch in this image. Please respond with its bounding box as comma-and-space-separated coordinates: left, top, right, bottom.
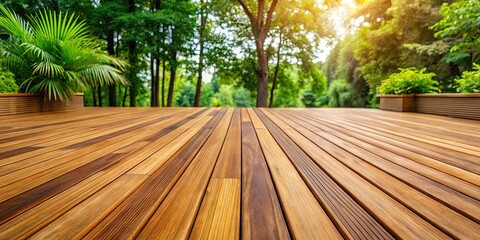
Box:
264, 0, 278, 34
236, 0, 255, 23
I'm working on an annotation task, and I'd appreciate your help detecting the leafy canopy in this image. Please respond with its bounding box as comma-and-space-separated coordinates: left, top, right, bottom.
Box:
377, 68, 440, 94
431, 0, 480, 52
0, 4, 128, 101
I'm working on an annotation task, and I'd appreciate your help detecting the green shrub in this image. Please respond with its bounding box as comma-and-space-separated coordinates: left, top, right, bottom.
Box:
377, 68, 439, 94
0, 67, 19, 93
327, 79, 366, 107
456, 64, 480, 93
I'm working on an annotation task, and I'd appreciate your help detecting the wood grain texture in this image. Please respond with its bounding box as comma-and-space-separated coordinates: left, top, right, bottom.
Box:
248, 108, 342, 240
1, 107, 479, 239
190, 178, 240, 240
240, 108, 290, 240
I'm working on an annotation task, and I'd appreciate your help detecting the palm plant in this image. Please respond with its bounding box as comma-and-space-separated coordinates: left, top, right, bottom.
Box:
0, 4, 128, 101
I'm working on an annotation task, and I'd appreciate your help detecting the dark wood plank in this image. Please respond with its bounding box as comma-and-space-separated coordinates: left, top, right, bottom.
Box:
240, 108, 290, 240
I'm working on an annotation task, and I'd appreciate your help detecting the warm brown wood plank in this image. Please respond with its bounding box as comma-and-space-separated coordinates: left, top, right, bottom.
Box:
0, 108, 215, 239
84, 109, 226, 239
240, 108, 290, 240
190, 109, 241, 239
212, 108, 241, 179
29, 174, 147, 239
248, 108, 342, 240
0, 107, 478, 239
190, 178, 241, 240
291, 110, 480, 201
137, 109, 233, 239
272, 109, 479, 239
257, 109, 394, 240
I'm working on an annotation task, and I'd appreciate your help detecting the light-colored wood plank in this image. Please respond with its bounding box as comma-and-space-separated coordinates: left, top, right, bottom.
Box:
190, 178, 240, 240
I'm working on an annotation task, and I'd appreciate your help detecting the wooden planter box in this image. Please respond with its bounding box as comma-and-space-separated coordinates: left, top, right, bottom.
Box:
415, 93, 480, 120
377, 94, 415, 112
0, 93, 84, 116
378, 93, 480, 120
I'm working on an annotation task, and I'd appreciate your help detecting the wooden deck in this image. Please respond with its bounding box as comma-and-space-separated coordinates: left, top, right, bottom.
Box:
0, 107, 479, 239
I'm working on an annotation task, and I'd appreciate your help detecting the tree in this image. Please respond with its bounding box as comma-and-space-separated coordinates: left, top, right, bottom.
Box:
0, 4, 127, 101
194, 0, 207, 107
235, 0, 278, 107
431, 0, 480, 68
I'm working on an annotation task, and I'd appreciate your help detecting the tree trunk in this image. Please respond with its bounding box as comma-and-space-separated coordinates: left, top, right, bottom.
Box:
255, 40, 269, 107
269, 33, 282, 108
150, 55, 156, 106
161, 59, 166, 107
167, 50, 177, 107
128, 0, 137, 107
150, 0, 162, 107
107, 30, 117, 107
194, 0, 207, 107
92, 89, 97, 107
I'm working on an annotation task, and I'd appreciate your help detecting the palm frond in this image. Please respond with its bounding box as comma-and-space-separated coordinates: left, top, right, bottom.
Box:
25, 77, 74, 101
0, 4, 32, 40
32, 61, 65, 78
21, 42, 55, 62
79, 64, 129, 87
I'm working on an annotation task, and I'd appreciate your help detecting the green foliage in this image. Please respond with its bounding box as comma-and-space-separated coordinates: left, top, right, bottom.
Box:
377, 68, 440, 94
0, 67, 18, 93
327, 79, 365, 107
232, 87, 254, 107
324, 34, 370, 107
200, 83, 215, 107
301, 90, 317, 108
456, 64, 480, 93
431, 0, 480, 52
353, 0, 446, 90
0, 4, 127, 101
175, 83, 195, 106
214, 85, 234, 107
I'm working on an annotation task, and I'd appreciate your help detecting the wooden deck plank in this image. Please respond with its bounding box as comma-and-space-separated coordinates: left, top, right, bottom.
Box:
0, 107, 478, 239
190, 109, 241, 239
290, 110, 480, 201
257, 109, 394, 240
0, 109, 215, 239
273, 109, 479, 239
211, 108, 241, 179
136, 109, 234, 239
84, 109, 226, 239
239, 108, 290, 240
309, 110, 480, 176
265, 109, 451, 239
0, 109, 201, 205
248, 108, 342, 240
281, 110, 480, 222
318, 112, 480, 169
29, 174, 147, 239
190, 178, 241, 240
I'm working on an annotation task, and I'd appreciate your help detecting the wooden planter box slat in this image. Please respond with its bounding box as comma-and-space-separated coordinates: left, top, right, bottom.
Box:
0, 93, 84, 116
415, 93, 480, 120
378, 93, 480, 120
377, 94, 415, 112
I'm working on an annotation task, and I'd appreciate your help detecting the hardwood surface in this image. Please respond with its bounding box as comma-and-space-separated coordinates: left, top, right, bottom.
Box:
0, 107, 479, 239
